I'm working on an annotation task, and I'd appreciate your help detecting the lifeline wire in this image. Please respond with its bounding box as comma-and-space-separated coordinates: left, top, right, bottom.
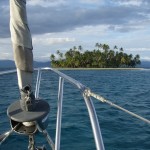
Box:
86, 90, 150, 125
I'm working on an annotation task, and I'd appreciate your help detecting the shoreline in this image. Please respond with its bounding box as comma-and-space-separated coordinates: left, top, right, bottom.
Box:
55, 67, 145, 70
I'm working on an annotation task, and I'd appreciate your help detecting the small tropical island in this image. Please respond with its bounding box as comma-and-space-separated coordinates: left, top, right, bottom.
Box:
50, 43, 141, 68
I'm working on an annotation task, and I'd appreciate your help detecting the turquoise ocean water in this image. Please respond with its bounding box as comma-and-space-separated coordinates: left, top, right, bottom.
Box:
0, 69, 150, 150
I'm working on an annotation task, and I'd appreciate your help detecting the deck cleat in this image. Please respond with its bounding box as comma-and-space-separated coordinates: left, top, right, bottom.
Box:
20, 85, 36, 111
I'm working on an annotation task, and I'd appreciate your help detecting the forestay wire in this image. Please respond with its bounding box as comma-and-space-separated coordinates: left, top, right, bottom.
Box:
85, 89, 150, 125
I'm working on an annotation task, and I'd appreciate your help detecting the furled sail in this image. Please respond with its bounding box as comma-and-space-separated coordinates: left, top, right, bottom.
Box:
10, 0, 35, 111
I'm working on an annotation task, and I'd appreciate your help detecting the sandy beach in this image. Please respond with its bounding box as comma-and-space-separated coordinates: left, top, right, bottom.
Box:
55, 68, 144, 70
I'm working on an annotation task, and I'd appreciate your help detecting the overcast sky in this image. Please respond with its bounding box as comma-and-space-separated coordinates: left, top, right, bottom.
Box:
1, 0, 150, 61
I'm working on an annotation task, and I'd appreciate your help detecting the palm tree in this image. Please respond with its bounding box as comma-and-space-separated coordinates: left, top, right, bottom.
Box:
95, 43, 103, 50
99, 43, 103, 50
73, 46, 77, 51
114, 45, 118, 50
78, 45, 83, 51
50, 54, 56, 67
134, 54, 141, 65
120, 47, 124, 52
58, 50, 63, 58
95, 43, 99, 49
102, 44, 110, 52
50, 54, 55, 61
50, 43, 141, 68
56, 50, 60, 55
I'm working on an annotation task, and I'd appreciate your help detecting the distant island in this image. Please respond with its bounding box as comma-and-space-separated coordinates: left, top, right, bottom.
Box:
50, 43, 141, 68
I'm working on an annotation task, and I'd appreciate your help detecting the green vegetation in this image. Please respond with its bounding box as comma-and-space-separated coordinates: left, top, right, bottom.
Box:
50, 43, 141, 68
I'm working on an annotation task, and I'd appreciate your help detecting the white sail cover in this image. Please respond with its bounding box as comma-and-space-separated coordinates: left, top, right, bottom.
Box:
10, 0, 33, 88
10, 0, 33, 73
10, 0, 32, 49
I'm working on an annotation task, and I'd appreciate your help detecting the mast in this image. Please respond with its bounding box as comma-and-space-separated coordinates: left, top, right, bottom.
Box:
1, 2, 51, 149
10, 0, 35, 111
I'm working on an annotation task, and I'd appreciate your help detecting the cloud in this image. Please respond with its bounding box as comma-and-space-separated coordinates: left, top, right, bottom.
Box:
33, 35, 76, 45
127, 48, 150, 52
109, 0, 150, 7
27, 3, 149, 37
34, 52, 52, 61
32, 25, 109, 50
0, 38, 13, 60
28, 0, 66, 7
1, 0, 150, 38
141, 56, 150, 61
1, 0, 150, 61
80, 0, 102, 4
0, 3, 10, 38
0, 0, 8, 6
116, 0, 143, 6
0, 52, 13, 60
